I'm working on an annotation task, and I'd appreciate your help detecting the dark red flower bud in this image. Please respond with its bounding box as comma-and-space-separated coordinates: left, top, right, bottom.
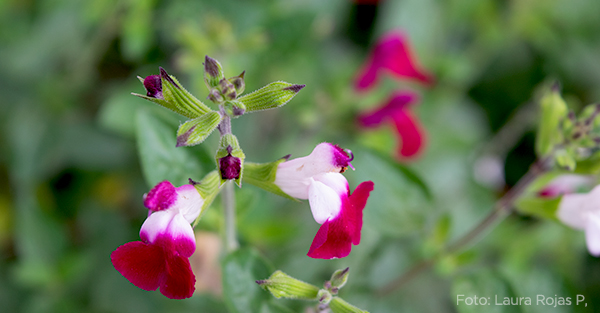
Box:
143, 75, 163, 99
219, 147, 242, 180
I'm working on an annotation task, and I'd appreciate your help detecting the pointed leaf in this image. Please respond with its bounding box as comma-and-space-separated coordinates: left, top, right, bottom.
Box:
160, 68, 212, 118
176, 111, 222, 147
237, 82, 305, 113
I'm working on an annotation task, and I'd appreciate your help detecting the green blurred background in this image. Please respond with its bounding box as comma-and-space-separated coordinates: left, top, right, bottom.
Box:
1, 0, 600, 312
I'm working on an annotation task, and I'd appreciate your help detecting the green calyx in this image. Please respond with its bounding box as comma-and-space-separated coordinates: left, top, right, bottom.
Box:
243, 158, 298, 201
256, 271, 320, 300
329, 297, 369, 313
191, 171, 221, 226
536, 84, 568, 158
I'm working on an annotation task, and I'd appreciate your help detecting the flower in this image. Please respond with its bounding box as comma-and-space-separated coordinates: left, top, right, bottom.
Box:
358, 91, 426, 159
219, 146, 242, 180
274, 143, 374, 259
538, 174, 595, 198
557, 185, 600, 256
111, 181, 204, 299
354, 30, 433, 91
143, 75, 163, 99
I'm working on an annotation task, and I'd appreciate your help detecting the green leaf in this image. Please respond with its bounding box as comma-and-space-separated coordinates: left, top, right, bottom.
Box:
329, 297, 369, 313
135, 109, 204, 187
536, 86, 568, 157
222, 248, 275, 313
176, 111, 222, 147
257, 270, 320, 300
243, 160, 298, 201
237, 81, 305, 113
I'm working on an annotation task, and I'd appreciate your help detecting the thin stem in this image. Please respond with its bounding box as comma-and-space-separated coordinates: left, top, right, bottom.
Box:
222, 180, 239, 252
376, 159, 549, 297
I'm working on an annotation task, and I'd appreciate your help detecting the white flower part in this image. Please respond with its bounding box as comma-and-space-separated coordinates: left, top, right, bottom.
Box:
174, 184, 204, 223
585, 211, 600, 256
275, 143, 351, 199
557, 185, 600, 230
307, 173, 348, 224
140, 209, 195, 245
541, 174, 595, 197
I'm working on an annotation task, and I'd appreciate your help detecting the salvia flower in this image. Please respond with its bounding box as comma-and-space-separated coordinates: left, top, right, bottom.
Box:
111, 181, 204, 299
274, 143, 374, 259
537, 174, 595, 198
143, 75, 163, 99
354, 30, 434, 91
557, 185, 600, 256
358, 91, 426, 159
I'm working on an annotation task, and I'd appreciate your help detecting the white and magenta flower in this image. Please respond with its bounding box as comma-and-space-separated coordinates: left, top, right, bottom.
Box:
557, 185, 600, 256
111, 181, 204, 299
275, 143, 375, 259
358, 91, 426, 159
354, 30, 434, 91
537, 174, 595, 198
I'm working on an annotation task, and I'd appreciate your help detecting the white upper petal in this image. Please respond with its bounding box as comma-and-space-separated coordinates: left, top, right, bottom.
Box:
557, 193, 590, 229
585, 211, 600, 256
308, 180, 342, 224
173, 184, 204, 223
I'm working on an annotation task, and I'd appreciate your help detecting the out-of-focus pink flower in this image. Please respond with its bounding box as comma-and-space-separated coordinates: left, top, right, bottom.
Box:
111, 181, 203, 299
538, 174, 595, 198
355, 31, 434, 91
274, 143, 374, 259
358, 91, 426, 159
557, 185, 600, 256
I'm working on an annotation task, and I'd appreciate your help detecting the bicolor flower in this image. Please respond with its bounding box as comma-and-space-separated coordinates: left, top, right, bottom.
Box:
557, 185, 600, 256
274, 143, 375, 259
358, 91, 426, 159
537, 174, 595, 198
354, 30, 433, 91
111, 181, 204, 299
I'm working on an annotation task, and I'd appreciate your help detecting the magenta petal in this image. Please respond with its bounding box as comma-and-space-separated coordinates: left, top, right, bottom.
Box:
354, 62, 380, 91
144, 181, 177, 211
391, 109, 425, 158
358, 92, 418, 127
111, 241, 165, 292
377, 32, 434, 85
160, 254, 196, 299
307, 181, 374, 259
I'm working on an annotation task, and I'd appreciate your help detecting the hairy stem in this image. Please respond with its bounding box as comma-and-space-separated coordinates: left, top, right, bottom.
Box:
376, 158, 549, 296
222, 180, 239, 252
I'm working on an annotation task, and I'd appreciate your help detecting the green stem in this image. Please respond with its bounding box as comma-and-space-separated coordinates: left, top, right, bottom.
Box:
376, 158, 549, 296
222, 180, 239, 252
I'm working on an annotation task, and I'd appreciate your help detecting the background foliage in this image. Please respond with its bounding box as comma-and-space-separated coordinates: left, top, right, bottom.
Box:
1, 0, 600, 312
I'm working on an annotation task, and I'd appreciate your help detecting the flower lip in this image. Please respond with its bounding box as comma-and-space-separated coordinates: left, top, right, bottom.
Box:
143, 75, 163, 99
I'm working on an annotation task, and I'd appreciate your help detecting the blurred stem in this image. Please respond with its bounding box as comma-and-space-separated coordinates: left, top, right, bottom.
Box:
222, 180, 239, 252
376, 158, 550, 297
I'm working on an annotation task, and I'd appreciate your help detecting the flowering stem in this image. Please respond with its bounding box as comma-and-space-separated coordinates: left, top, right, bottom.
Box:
376, 158, 550, 296
218, 106, 232, 135
222, 180, 239, 252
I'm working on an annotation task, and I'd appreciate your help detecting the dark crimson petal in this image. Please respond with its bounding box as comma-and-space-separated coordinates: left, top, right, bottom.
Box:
377, 32, 434, 85
159, 253, 196, 299
111, 241, 165, 291
143, 75, 163, 98
144, 181, 177, 211
391, 110, 425, 158
307, 181, 374, 259
219, 154, 242, 180
354, 62, 379, 91
357, 92, 418, 127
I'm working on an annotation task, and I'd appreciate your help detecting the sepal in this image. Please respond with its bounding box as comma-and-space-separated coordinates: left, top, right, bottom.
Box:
256, 270, 320, 300
536, 85, 568, 157
160, 67, 211, 117
223, 100, 246, 117
329, 297, 369, 313
216, 134, 245, 186
237, 82, 305, 113
176, 111, 222, 147
204, 55, 225, 89
191, 171, 221, 226
228, 71, 245, 95
328, 267, 349, 291
243, 159, 299, 201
